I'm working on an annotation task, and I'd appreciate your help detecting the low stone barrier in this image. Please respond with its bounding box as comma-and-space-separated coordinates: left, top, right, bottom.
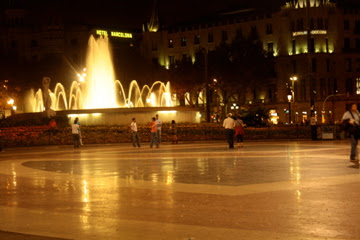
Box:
0, 124, 342, 147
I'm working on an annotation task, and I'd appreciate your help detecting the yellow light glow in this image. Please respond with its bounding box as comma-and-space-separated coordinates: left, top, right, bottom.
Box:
96, 30, 108, 36
7, 99, 14, 105
91, 113, 101, 116
158, 111, 177, 114
110, 31, 133, 38
292, 30, 327, 37
12, 106, 17, 111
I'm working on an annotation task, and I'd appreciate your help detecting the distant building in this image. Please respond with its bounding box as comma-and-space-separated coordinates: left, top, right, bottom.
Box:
142, 0, 360, 124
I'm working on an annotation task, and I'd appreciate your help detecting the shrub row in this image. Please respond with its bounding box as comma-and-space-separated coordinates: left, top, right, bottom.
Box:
0, 123, 332, 147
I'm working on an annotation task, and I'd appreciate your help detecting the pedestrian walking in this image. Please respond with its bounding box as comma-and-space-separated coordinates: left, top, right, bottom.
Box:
130, 118, 141, 147
234, 115, 245, 148
72, 118, 80, 148
342, 103, 360, 162
149, 117, 159, 148
76, 118, 84, 146
223, 113, 235, 149
155, 114, 162, 143
170, 120, 178, 144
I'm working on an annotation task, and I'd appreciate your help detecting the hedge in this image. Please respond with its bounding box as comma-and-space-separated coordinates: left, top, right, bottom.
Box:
0, 123, 339, 147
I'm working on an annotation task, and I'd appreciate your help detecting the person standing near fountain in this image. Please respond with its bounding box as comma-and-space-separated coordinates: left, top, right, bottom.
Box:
71, 118, 80, 148
130, 118, 141, 147
155, 114, 162, 143
150, 117, 159, 148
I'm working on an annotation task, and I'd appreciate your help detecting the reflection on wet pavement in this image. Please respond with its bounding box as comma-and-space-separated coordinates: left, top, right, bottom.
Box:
0, 141, 359, 240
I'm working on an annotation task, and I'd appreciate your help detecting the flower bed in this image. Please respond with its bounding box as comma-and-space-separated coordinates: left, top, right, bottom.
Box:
0, 123, 337, 147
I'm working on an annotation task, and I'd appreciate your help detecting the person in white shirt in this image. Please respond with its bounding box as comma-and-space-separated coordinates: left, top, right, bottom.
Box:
223, 113, 235, 149
342, 103, 360, 162
130, 118, 141, 147
155, 114, 162, 143
71, 118, 80, 148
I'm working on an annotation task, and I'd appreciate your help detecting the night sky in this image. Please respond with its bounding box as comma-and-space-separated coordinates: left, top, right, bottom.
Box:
3, 0, 287, 29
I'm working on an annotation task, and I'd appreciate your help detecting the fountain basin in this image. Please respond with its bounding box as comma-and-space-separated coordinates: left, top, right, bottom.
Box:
57, 107, 201, 125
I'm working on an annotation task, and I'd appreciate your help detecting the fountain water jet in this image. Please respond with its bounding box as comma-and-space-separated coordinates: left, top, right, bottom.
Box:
22, 35, 200, 125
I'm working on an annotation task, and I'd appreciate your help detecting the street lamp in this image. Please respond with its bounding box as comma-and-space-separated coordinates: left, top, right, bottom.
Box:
290, 76, 297, 101
287, 93, 292, 124
77, 68, 87, 83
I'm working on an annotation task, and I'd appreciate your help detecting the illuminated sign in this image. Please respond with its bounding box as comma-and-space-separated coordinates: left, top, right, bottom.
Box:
96, 30, 108, 36
96, 29, 133, 39
111, 31, 132, 38
292, 30, 327, 36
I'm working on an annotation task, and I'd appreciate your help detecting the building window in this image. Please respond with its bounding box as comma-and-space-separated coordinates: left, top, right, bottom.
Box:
296, 18, 304, 30
168, 39, 174, 48
222, 31, 228, 42
310, 18, 315, 30
290, 20, 295, 32
266, 24, 273, 35
267, 42, 274, 55
11, 40, 16, 48
346, 78, 354, 95
181, 37, 186, 47
292, 39, 296, 55
152, 58, 158, 65
317, 18, 323, 29
344, 20, 350, 30
169, 55, 175, 66
355, 20, 360, 34
309, 38, 315, 53
292, 60, 297, 74
357, 78, 360, 94
326, 59, 330, 72
31, 40, 38, 47
152, 41, 158, 51
208, 33, 214, 43
356, 38, 360, 49
356, 59, 360, 72
344, 38, 350, 49
320, 78, 326, 98
326, 38, 329, 53
194, 35, 200, 45
312, 58, 317, 72
345, 58, 352, 72
71, 38, 78, 45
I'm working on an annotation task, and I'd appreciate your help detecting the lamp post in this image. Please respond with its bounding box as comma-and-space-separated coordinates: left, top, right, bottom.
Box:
287, 94, 292, 124
77, 68, 87, 84
290, 76, 297, 101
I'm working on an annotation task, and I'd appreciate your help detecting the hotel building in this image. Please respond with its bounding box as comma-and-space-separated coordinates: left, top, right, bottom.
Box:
142, 0, 360, 124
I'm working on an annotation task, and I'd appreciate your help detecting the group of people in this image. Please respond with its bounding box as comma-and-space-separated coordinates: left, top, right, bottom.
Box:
223, 113, 245, 149
130, 114, 178, 148
71, 114, 178, 149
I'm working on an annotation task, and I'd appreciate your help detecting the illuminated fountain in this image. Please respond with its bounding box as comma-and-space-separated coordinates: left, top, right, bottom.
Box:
25, 35, 200, 124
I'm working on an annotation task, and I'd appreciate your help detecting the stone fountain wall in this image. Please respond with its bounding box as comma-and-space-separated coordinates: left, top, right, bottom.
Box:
57, 107, 201, 125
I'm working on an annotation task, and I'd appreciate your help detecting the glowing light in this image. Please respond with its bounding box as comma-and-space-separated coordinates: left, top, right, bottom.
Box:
12, 106, 17, 111
158, 111, 177, 114
7, 99, 14, 105
96, 30, 108, 36
110, 31, 133, 38
27, 35, 175, 112
292, 30, 327, 37
91, 113, 101, 116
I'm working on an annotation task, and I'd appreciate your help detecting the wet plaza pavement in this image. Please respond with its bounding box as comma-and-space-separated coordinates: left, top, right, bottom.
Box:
0, 141, 359, 240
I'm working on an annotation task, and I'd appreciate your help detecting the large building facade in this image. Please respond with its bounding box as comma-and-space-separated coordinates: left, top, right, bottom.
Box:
142, 0, 360, 124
